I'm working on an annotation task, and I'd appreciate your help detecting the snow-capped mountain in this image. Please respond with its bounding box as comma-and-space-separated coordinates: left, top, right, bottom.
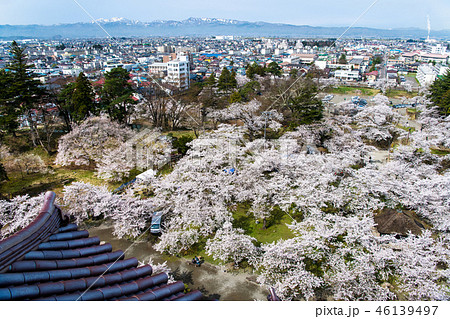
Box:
95, 17, 141, 25
1, 17, 448, 39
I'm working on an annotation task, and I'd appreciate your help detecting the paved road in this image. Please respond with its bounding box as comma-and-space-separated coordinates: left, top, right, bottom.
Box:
324, 93, 403, 106
87, 222, 269, 301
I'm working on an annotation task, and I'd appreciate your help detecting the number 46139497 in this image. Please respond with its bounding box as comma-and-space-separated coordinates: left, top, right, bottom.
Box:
375, 306, 438, 316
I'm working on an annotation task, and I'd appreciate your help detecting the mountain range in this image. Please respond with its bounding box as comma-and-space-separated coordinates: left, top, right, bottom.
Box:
1, 17, 449, 40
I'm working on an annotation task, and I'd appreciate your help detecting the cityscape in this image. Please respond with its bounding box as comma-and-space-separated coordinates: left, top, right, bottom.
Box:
0, 0, 449, 310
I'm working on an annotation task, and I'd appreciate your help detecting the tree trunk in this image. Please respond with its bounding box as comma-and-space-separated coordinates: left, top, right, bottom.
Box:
27, 113, 38, 147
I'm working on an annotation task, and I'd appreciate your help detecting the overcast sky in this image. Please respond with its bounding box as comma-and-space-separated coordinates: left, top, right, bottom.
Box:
0, 0, 449, 30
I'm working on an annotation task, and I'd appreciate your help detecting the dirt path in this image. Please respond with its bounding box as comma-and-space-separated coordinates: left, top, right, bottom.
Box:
86, 222, 269, 301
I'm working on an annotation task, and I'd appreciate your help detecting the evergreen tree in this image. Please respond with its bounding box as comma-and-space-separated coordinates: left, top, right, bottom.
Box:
0, 69, 19, 135
101, 67, 136, 124
290, 68, 299, 79
7, 41, 46, 144
339, 53, 347, 64
235, 81, 261, 102
0, 162, 8, 182
58, 72, 95, 129
267, 61, 282, 77
57, 82, 76, 130
206, 72, 216, 86
246, 62, 266, 79
230, 70, 237, 88
217, 67, 236, 92
429, 70, 450, 115
229, 91, 242, 103
284, 79, 323, 125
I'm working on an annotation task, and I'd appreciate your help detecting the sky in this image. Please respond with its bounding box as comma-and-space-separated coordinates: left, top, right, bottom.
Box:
0, 0, 449, 30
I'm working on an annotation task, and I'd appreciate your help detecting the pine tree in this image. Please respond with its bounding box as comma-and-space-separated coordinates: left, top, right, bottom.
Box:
339, 53, 347, 64
230, 70, 237, 89
7, 41, 46, 144
101, 67, 136, 124
218, 67, 231, 91
246, 62, 266, 80
429, 70, 450, 115
285, 79, 323, 125
205, 73, 216, 86
58, 72, 95, 126
218, 68, 237, 92
0, 69, 19, 135
267, 61, 282, 76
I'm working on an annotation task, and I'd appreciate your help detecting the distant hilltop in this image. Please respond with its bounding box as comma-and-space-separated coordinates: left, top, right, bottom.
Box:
1, 17, 449, 39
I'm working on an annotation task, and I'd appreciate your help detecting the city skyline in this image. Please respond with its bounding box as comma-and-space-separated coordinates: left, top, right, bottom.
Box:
0, 0, 450, 30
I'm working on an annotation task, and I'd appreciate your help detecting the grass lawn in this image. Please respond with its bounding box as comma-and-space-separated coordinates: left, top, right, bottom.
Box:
385, 90, 418, 99
165, 130, 196, 139
0, 168, 122, 198
181, 203, 296, 267
183, 247, 219, 266
430, 148, 450, 156
232, 203, 295, 245
396, 124, 416, 133
328, 86, 381, 96
406, 73, 417, 78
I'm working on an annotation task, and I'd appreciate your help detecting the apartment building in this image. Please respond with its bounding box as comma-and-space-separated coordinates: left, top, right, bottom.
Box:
415, 64, 450, 87
166, 57, 190, 90
334, 69, 360, 81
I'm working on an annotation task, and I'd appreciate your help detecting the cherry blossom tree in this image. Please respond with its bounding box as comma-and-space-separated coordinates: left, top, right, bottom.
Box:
55, 115, 133, 167
0, 193, 46, 240
62, 182, 154, 238
5, 90, 449, 301
205, 222, 257, 265
10, 153, 48, 176
210, 100, 282, 139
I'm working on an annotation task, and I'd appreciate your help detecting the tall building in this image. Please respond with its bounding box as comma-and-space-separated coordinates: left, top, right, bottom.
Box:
426, 44, 447, 55
416, 64, 449, 87
166, 56, 190, 90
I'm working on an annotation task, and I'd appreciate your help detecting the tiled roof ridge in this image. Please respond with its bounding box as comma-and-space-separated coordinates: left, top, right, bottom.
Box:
0, 191, 202, 301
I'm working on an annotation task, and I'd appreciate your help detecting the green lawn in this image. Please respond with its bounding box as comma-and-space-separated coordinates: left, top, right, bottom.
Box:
396, 124, 416, 133
0, 168, 121, 198
329, 86, 381, 96
232, 203, 295, 244
430, 148, 450, 156
385, 90, 418, 99
181, 203, 296, 267
165, 130, 196, 139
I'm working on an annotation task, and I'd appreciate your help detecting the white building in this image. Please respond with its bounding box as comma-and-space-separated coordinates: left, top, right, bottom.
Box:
166, 57, 190, 90
61, 67, 82, 77
426, 44, 447, 55
334, 70, 360, 81
416, 64, 449, 87
137, 57, 155, 64
416, 64, 437, 87
420, 53, 448, 64
282, 56, 300, 64
148, 62, 168, 74
314, 60, 327, 70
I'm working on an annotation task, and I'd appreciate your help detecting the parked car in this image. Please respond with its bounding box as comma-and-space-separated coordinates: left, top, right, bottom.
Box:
322, 94, 334, 102
351, 96, 360, 104
150, 211, 163, 234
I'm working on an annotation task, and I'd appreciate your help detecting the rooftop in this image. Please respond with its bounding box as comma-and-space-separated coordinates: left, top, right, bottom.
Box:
0, 192, 202, 301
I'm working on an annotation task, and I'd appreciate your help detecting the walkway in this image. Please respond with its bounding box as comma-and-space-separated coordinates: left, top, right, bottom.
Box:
88, 222, 269, 301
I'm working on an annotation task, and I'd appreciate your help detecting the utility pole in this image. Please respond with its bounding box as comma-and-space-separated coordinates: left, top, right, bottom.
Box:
262, 111, 273, 140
